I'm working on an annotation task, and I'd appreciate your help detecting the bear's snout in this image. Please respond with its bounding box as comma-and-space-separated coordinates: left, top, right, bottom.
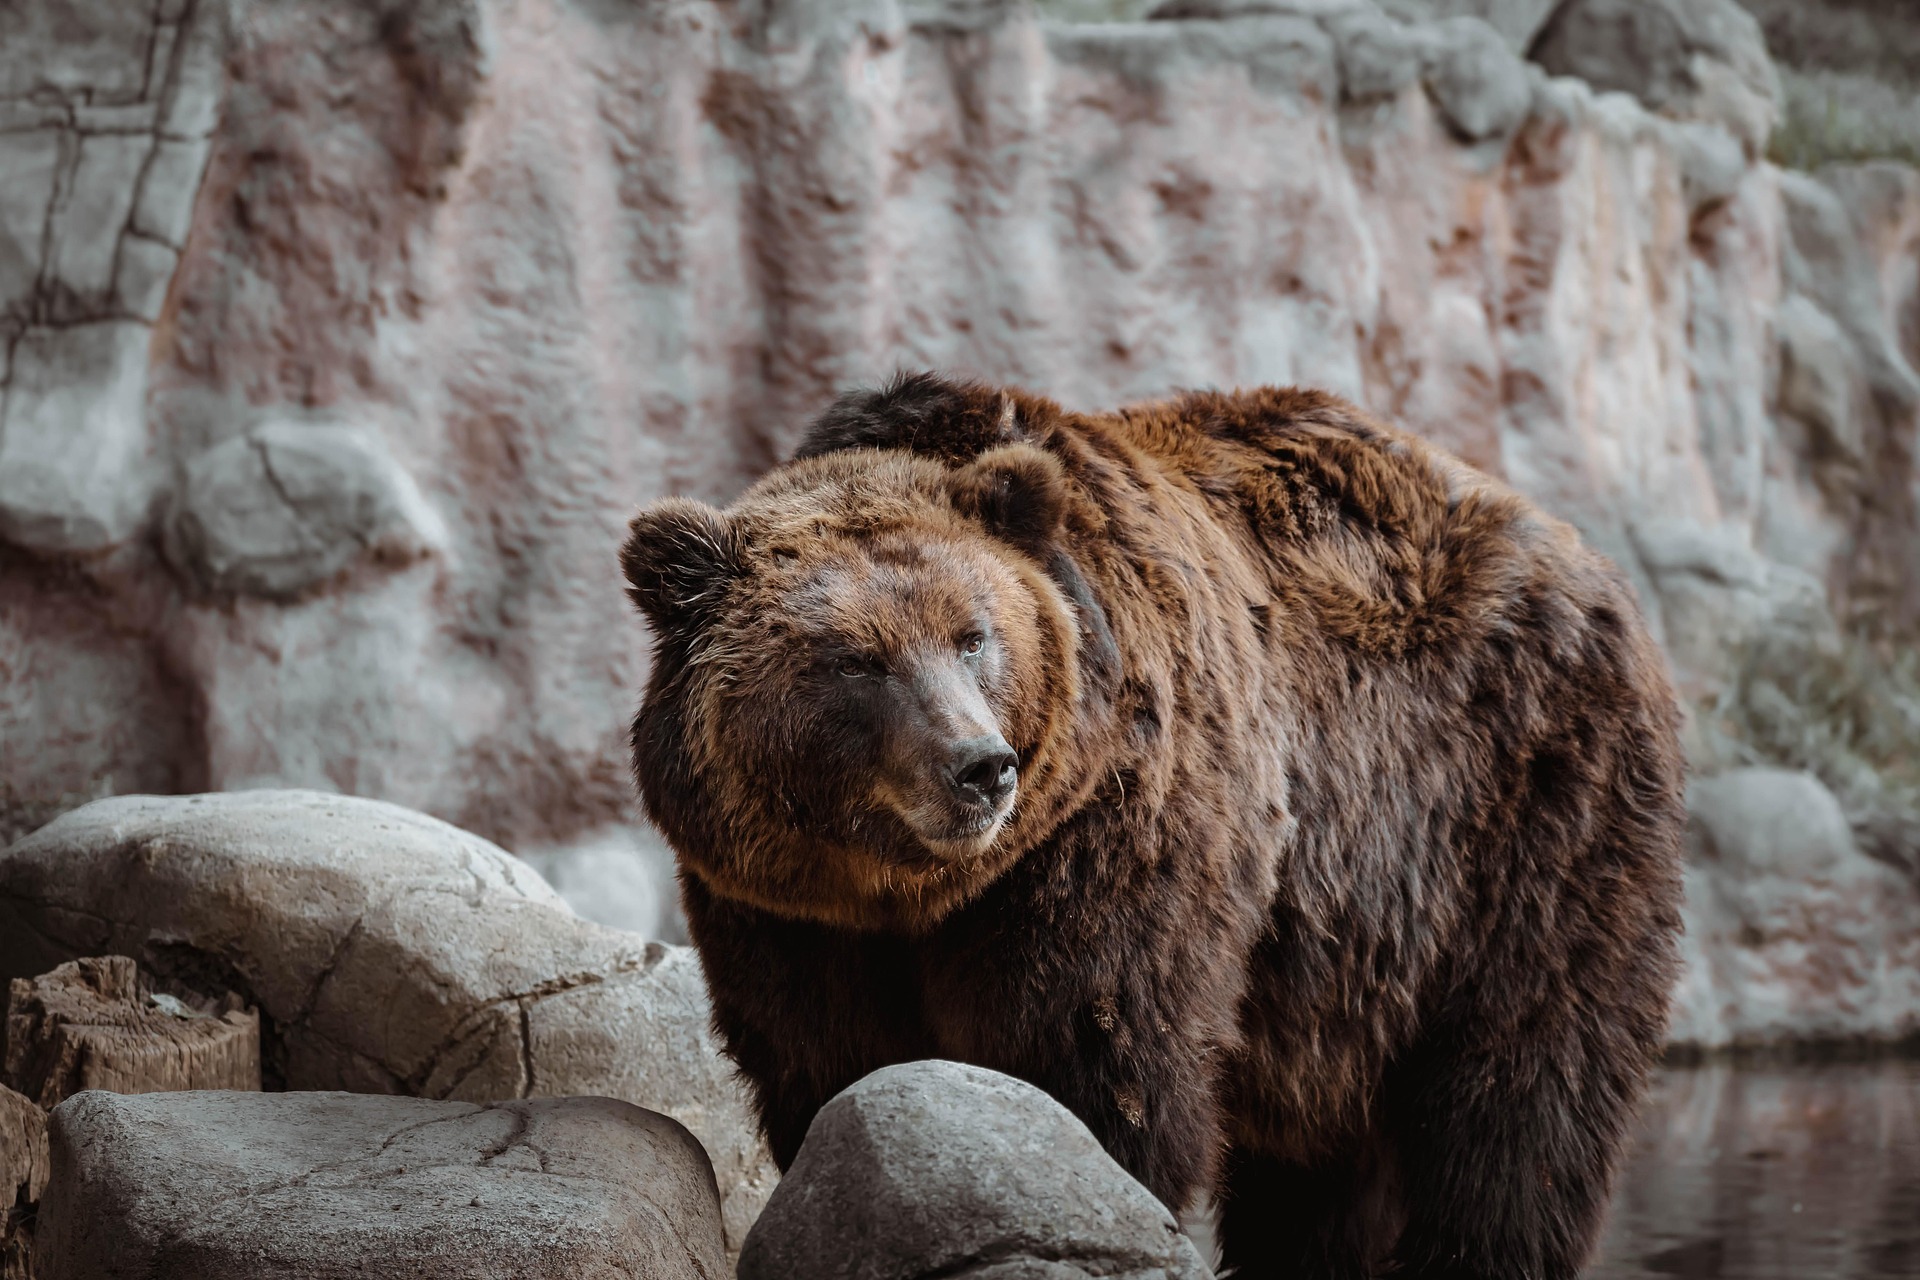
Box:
943, 735, 1018, 810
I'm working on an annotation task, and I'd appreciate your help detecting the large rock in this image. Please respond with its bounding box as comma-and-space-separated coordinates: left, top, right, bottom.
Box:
740, 1061, 1211, 1280
1528, 0, 1782, 157
0, 791, 777, 1254
161, 420, 450, 600
36, 1090, 726, 1280
1668, 768, 1920, 1050
0, 0, 222, 555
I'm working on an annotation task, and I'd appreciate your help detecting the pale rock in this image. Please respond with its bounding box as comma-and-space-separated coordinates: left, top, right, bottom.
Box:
0, 322, 155, 554
162, 421, 450, 599
36, 1090, 727, 1280
515, 823, 690, 945
1775, 293, 1865, 462
1628, 515, 1827, 683
1324, 8, 1424, 104
1377, 0, 1553, 51
156, 0, 231, 140
1665, 116, 1747, 215
44, 133, 151, 312
1528, 0, 1781, 158
131, 138, 215, 247
0, 791, 778, 1256
1418, 16, 1533, 142
1782, 167, 1920, 415
1668, 769, 1920, 1050
740, 1061, 1211, 1280
0, 0, 154, 102
114, 236, 182, 322
0, 131, 63, 322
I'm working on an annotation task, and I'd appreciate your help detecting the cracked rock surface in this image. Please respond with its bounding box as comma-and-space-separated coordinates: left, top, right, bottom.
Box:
37, 1090, 727, 1280
739, 1061, 1212, 1280
0, 0, 223, 553
0, 790, 777, 1256
162, 419, 450, 599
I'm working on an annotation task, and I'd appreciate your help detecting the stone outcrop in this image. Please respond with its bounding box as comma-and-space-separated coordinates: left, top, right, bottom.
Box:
162, 419, 450, 601
740, 1061, 1212, 1280
0, 791, 777, 1254
1529, 0, 1782, 157
1670, 768, 1920, 1050
0, 0, 1917, 1046
0, 0, 225, 554
36, 1090, 727, 1280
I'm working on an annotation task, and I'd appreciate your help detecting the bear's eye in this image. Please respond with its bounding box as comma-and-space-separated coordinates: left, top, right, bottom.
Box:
836, 656, 872, 678
960, 632, 985, 657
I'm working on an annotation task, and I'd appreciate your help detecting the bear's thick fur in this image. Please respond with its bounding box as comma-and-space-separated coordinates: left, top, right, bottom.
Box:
622, 374, 1685, 1280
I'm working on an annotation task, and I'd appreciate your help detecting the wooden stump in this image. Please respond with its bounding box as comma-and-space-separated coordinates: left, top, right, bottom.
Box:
2, 1082, 46, 1280
3, 956, 260, 1110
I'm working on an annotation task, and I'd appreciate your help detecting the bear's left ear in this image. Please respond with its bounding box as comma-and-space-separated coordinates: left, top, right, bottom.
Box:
621, 498, 745, 632
949, 443, 1069, 552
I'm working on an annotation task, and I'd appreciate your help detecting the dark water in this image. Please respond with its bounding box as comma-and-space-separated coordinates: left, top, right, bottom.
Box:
1589, 1060, 1920, 1279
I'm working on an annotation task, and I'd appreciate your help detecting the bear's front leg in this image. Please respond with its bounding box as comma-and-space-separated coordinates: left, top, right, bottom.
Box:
914, 859, 1251, 1214
680, 877, 934, 1168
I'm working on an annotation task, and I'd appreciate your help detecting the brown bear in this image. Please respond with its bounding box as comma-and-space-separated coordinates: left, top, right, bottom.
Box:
621, 374, 1685, 1280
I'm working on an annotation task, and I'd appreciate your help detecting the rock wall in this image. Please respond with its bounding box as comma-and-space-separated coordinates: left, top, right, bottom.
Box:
2, 0, 1917, 1045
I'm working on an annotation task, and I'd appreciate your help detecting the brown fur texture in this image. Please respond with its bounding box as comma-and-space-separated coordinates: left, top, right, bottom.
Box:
624, 374, 1686, 1280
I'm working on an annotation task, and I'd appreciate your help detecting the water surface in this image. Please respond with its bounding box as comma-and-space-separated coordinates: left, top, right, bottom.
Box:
1590, 1059, 1920, 1279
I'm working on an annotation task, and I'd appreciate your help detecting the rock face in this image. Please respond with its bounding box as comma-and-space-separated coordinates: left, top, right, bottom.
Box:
0, 791, 777, 1254
1530, 0, 1782, 156
0, 0, 224, 554
36, 1090, 727, 1280
740, 1061, 1211, 1280
0, 0, 1917, 1048
1670, 768, 1920, 1049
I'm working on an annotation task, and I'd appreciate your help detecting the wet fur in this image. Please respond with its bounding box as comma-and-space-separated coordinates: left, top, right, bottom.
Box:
626, 374, 1686, 1280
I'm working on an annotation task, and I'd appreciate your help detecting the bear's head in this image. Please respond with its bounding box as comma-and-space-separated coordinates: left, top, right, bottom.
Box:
622, 430, 1090, 932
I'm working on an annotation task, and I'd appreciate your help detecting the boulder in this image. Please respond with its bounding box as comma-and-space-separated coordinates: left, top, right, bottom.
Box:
162, 421, 450, 600
1418, 16, 1533, 142
1528, 0, 1781, 157
4, 955, 260, 1108
0, 791, 777, 1255
1668, 768, 1920, 1050
739, 1060, 1211, 1280
36, 1090, 726, 1280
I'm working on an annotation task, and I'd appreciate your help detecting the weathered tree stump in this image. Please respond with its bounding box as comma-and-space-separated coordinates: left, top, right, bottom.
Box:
3, 957, 260, 1110
2, 1081, 46, 1280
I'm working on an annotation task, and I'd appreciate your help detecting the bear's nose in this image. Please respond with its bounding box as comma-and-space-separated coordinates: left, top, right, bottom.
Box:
945, 736, 1018, 807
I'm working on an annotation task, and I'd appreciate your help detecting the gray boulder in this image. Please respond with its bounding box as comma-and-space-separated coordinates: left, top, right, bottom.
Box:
0, 790, 777, 1255
740, 1061, 1211, 1280
1668, 768, 1920, 1049
36, 1090, 726, 1280
162, 421, 450, 600
1419, 16, 1533, 141
1528, 0, 1781, 157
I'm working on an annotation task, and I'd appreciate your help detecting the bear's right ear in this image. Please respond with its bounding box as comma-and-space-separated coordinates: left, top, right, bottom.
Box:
949, 443, 1070, 553
621, 499, 745, 632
